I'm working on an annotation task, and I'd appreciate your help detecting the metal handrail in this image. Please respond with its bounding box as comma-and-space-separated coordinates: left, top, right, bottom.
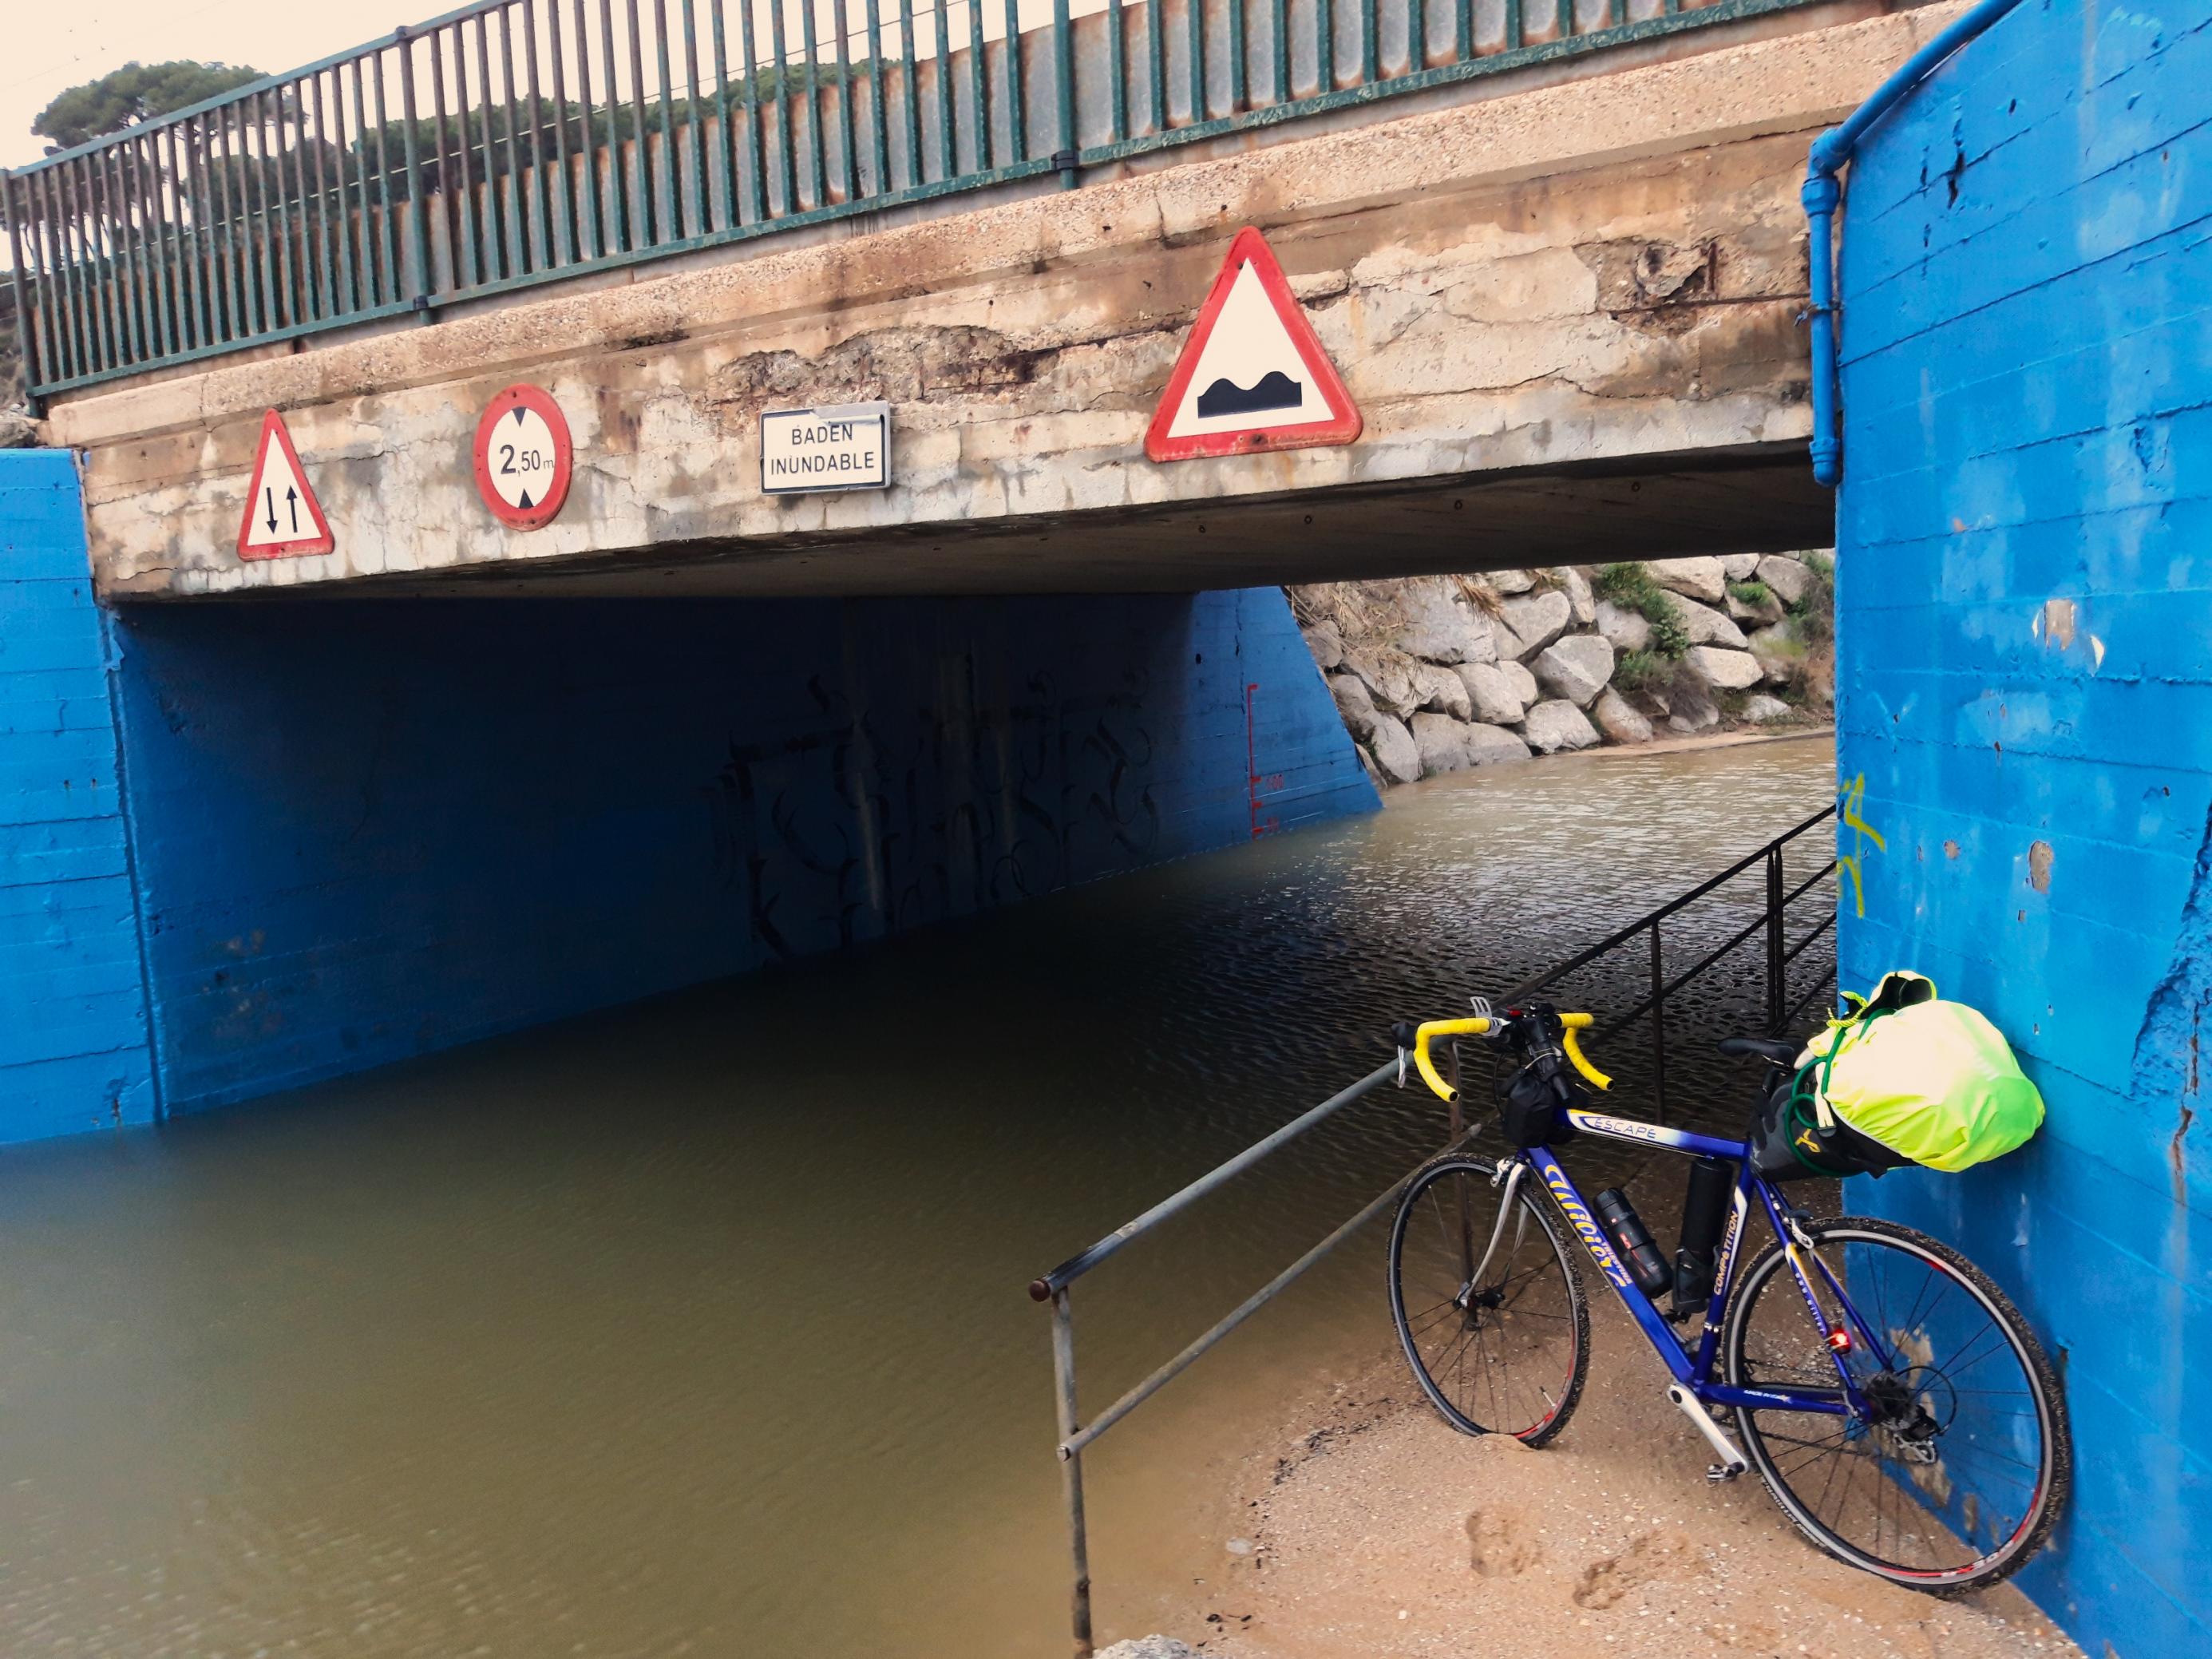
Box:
0, 0, 1831, 404
1024, 798, 1839, 1656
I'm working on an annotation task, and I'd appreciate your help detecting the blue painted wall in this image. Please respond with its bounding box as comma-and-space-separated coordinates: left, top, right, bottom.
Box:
0, 450, 156, 1138
108, 587, 1373, 1115
1834, 2, 2211, 1652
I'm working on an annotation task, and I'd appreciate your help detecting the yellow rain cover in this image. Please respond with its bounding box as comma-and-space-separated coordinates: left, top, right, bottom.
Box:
1798, 973, 2045, 1173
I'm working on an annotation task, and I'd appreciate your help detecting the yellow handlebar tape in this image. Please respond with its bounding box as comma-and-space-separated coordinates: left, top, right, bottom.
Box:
1407, 1012, 1612, 1102
1410, 1017, 1489, 1102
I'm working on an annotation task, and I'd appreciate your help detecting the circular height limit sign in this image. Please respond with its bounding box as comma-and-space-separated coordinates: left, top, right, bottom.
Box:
473, 384, 573, 529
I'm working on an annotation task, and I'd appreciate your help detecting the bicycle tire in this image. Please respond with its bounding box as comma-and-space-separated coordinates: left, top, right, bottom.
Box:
1387, 1152, 1589, 1446
1723, 1214, 2071, 1593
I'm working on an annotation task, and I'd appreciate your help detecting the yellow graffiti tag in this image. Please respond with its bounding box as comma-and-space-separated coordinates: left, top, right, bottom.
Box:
1836, 773, 1887, 919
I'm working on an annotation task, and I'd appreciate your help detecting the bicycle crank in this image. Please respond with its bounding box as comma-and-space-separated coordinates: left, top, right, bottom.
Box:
1667, 1384, 1749, 1481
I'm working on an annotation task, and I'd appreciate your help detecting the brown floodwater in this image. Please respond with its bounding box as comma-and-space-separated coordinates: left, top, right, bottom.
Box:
0, 734, 1836, 1658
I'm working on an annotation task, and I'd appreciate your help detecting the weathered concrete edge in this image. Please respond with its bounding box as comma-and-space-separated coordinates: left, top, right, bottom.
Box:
44, 2, 1967, 454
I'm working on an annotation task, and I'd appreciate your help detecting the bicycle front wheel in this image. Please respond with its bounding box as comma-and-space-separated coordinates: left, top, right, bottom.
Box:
1723, 1214, 2071, 1593
1387, 1153, 1588, 1445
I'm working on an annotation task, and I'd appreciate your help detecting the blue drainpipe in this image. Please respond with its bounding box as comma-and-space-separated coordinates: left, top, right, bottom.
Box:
1804, 0, 2031, 485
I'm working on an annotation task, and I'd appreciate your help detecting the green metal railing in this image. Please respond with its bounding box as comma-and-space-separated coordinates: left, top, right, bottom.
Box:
0, 0, 1818, 402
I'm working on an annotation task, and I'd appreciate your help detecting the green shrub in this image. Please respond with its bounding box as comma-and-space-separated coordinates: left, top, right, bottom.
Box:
1593, 563, 1650, 605
1787, 553, 1836, 645
1613, 650, 1672, 691
1727, 579, 1772, 607
1594, 563, 1688, 659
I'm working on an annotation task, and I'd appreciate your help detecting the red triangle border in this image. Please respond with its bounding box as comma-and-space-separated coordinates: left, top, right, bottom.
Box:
237, 409, 336, 560
1144, 227, 1363, 464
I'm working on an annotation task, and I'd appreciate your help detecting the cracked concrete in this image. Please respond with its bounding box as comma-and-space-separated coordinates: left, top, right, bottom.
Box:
49, 4, 1971, 600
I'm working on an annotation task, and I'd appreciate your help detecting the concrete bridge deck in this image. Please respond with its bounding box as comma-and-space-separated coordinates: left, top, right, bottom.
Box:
43, 2, 1963, 600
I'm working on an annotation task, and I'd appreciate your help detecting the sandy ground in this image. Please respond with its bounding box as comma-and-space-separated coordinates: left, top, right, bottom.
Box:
1150, 1186, 2079, 1659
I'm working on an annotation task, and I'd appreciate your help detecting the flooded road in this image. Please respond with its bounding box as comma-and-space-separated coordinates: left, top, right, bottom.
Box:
0, 735, 1835, 1658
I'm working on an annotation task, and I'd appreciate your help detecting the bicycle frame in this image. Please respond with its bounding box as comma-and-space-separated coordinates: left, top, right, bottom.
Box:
1514, 1108, 1892, 1422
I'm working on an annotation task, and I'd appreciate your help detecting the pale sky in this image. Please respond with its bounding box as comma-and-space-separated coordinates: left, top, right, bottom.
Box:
2, 1, 427, 170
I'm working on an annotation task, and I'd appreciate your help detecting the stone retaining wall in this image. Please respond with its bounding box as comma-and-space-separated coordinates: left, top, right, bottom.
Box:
1292, 553, 1834, 786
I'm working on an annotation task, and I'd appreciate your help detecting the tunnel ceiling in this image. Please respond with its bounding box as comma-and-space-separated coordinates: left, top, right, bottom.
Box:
181, 445, 1831, 602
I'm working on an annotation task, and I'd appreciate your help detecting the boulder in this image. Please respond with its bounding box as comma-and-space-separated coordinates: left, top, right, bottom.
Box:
1498, 659, 1541, 707
1097, 1641, 1197, 1659
1591, 687, 1655, 745
1301, 621, 1346, 671
1684, 645, 1764, 691
1411, 712, 1478, 775
1742, 693, 1796, 723
1343, 644, 1425, 718
1756, 554, 1817, 608
1466, 723, 1533, 766
1533, 634, 1615, 707
1666, 676, 1721, 733
1648, 556, 1727, 604
1498, 590, 1573, 659
1548, 567, 1597, 627
1488, 568, 1537, 596
1593, 599, 1651, 655
1364, 715, 1422, 784
0, 410, 38, 449
1412, 661, 1472, 722
1725, 587, 1786, 628
1668, 596, 1750, 651
1748, 621, 1804, 684
1455, 660, 1529, 726
1391, 583, 1497, 665
1521, 699, 1601, 754
1720, 553, 1762, 580
1327, 672, 1377, 734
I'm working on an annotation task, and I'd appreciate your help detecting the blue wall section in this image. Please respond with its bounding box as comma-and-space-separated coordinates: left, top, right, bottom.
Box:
1834, 3, 2212, 1653
0, 451, 156, 1139
109, 588, 1374, 1114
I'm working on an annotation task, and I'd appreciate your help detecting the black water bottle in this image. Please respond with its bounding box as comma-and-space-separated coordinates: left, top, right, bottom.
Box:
1593, 1187, 1672, 1296
1672, 1155, 1735, 1313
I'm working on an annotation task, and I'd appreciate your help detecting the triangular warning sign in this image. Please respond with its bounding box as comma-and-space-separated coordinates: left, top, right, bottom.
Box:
237, 410, 334, 560
1146, 228, 1362, 463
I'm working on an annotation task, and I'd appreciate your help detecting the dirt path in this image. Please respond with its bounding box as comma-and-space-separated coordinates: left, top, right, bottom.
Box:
1158, 1296, 2077, 1659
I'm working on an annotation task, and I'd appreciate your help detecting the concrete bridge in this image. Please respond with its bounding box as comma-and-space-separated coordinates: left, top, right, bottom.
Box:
29, 1, 1964, 600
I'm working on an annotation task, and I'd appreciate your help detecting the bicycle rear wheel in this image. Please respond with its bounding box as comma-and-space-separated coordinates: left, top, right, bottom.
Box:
1387, 1153, 1587, 1444
1723, 1214, 2070, 1593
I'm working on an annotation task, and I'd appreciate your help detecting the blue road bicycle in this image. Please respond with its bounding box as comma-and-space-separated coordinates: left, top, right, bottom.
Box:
1385, 1003, 2071, 1593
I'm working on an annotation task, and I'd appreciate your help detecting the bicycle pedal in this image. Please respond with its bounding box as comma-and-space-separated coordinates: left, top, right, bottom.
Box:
1706, 1463, 1742, 1484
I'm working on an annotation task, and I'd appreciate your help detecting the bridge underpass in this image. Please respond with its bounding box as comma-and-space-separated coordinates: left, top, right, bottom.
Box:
6, 1, 1972, 1134
35, 3, 1951, 602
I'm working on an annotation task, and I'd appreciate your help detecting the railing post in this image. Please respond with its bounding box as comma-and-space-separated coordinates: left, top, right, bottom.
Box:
1648, 920, 1666, 1124
394, 26, 433, 311
1766, 845, 1786, 1033
1052, 0, 1079, 188
1051, 1288, 1094, 1659
1, 170, 42, 413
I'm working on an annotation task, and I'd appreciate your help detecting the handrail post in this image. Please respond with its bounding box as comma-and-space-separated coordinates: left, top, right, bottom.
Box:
1, 170, 42, 414
1050, 1288, 1094, 1658
394, 26, 433, 311
1051, 0, 1078, 188
1766, 845, 1786, 1033
1648, 920, 1666, 1123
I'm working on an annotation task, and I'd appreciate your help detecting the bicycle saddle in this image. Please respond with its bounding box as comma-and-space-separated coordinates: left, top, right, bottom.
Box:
1716, 1035, 1801, 1066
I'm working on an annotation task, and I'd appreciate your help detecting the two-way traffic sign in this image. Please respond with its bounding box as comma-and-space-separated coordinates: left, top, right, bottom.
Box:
236, 410, 334, 560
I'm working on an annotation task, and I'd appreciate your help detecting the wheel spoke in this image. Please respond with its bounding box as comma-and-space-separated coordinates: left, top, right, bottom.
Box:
1727, 1222, 2062, 1586
1391, 1162, 1582, 1443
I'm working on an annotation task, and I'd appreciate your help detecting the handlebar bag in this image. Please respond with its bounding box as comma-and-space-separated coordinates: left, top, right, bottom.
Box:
1793, 972, 2044, 1174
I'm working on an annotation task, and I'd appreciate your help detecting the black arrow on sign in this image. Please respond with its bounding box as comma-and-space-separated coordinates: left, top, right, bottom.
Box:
264, 485, 278, 533
517, 489, 534, 510
286, 487, 299, 533
513, 406, 528, 426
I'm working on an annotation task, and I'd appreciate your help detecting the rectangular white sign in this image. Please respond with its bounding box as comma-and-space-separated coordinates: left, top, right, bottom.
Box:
760, 402, 891, 494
